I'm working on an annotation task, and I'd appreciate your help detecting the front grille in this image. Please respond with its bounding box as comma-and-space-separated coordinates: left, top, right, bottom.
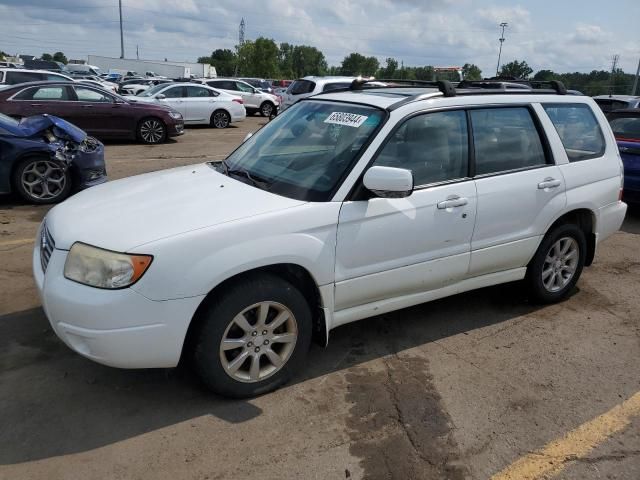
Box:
40, 224, 55, 272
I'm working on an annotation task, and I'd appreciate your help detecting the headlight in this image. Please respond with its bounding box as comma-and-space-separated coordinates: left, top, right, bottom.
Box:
168, 111, 183, 119
64, 242, 152, 289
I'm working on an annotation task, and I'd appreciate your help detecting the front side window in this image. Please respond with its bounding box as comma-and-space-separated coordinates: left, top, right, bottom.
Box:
235, 82, 254, 93
372, 110, 469, 186
470, 107, 547, 175
289, 80, 316, 95
161, 86, 185, 98
543, 103, 605, 162
186, 86, 212, 97
75, 87, 113, 102
220, 100, 385, 201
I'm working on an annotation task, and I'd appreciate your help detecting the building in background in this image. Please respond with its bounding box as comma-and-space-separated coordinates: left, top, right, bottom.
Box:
88, 55, 216, 78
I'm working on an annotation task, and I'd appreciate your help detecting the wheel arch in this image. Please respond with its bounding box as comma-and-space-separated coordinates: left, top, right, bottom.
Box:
181, 262, 328, 364
543, 208, 597, 266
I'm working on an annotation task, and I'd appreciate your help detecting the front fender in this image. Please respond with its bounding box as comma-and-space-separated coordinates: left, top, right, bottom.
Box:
131, 203, 341, 304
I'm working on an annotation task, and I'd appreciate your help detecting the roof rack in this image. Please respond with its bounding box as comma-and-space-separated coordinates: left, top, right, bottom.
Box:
457, 79, 567, 95
349, 77, 457, 97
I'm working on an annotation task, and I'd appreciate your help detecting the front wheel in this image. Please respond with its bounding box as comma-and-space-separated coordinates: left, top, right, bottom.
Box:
210, 110, 231, 129
137, 117, 166, 144
260, 102, 274, 117
12, 156, 72, 204
193, 273, 312, 398
526, 224, 587, 303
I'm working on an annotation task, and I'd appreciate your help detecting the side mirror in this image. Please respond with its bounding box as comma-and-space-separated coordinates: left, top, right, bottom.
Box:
156, 93, 166, 100
243, 132, 254, 143
363, 166, 413, 198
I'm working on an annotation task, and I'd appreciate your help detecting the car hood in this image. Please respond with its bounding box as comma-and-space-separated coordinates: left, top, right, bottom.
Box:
3, 114, 86, 142
46, 163, 306, 251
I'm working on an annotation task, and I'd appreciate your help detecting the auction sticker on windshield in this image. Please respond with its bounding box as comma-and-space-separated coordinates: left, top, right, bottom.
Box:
324, 112, 368, 128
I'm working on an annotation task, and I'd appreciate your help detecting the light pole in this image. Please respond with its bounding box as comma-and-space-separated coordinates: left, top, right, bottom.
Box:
119, 0, 124, 59
496, 22, 508, 77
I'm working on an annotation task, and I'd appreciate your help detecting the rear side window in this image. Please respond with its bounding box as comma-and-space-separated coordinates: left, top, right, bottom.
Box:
543, 104, 605, 162
5, 71, 44, 84
608, 116, 640, 142
186, 86, 215, 97
289, 80, 315, 95
470, 107, 547, 175
322, 82, 351, 92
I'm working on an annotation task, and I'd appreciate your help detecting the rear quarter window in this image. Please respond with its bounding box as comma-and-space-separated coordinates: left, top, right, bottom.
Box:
543, 103, 606, 162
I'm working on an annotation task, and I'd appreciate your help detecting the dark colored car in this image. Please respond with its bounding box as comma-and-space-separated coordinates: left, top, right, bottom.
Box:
0, 81, 184, 144
0, 112, 106, 204
607, 109, 640, 204
594, 95, 640, 113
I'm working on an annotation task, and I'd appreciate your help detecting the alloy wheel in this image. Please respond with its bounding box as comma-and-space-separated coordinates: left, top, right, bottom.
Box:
261, 103, 273, 117
21, 160, 67, 201
213, 111, 230, 128
219, 301, 298, 383
140, 119, 164, 143
541, 236, 579, 292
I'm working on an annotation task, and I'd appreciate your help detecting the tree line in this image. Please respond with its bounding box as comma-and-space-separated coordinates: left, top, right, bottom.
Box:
197, 37, 636, 95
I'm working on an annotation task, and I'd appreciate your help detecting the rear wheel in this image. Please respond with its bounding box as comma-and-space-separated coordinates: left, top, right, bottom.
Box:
193, 273, 312, 398
137, 117, 166, 144
526, 224, 586, 303
260, 101, 274, 117
12, 156, 72, 204
210, 110, 231, 129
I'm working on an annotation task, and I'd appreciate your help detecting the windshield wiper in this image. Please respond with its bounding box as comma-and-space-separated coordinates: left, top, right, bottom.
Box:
219, 159, 271, 190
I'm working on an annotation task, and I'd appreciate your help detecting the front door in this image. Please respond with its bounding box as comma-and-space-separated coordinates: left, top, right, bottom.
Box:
334, 109, 476, 312
158, 86, 188, 120
71, 85, 132, 138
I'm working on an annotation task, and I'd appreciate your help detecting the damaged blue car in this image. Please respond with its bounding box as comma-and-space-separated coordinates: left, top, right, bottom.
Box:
0, 113, 106, 204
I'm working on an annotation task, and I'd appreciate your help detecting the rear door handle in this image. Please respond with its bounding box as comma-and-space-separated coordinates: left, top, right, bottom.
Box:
437, 196, 468, 209
30, 103, 43, 107
80, 105, 93, 108
538, 177, 561, 189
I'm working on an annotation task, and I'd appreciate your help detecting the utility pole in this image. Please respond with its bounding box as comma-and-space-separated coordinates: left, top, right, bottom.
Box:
234, 18, 245, 76
632, 55, 640, 96
609, 54, 619, 96
118, 0, 125, 59
496, 22, 508, 77
136, 44, 139, 60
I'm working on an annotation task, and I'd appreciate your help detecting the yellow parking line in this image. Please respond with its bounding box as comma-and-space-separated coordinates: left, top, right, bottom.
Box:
0, 238, 33, 248
491, 391, 640, 480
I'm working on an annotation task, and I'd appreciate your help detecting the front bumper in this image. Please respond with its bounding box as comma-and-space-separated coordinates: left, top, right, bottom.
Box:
33, 237, 204, 369
168, 120, 185, 137
71, 138, 107, 190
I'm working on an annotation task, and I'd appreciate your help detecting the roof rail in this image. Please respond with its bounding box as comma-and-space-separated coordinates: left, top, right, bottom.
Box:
349, 77, 457, 97
458, 79, 567, 95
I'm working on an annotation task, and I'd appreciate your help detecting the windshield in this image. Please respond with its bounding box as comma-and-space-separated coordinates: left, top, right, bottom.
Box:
221, 100, 385, 201
138, 83, 169, 97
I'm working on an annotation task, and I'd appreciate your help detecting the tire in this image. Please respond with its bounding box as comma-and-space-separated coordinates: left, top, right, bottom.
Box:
137, 117, 166, 144
259, 101, 274, 117
210, 110, 231, 129
526, 223, 587, 304
12, 156, 72, 204
193, 273, 312, 398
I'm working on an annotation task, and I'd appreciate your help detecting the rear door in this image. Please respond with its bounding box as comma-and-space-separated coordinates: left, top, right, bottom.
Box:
184, 85, 216, 123
233, 81, 260, 109
469, 106, 566, 276
9, 85, 76, 120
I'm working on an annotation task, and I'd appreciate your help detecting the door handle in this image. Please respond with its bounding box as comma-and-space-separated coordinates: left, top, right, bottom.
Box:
80, 105, 93, 108
437, 196, 468, 209
30, 103, 43, 107
538, 178, 561, 189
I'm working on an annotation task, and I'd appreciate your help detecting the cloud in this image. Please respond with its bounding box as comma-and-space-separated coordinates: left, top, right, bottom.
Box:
0, 0, 636, 75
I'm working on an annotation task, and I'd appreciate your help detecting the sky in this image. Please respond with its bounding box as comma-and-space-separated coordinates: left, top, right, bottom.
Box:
0, 0, 638, 77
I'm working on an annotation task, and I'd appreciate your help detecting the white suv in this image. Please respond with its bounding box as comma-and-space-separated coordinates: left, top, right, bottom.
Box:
281, 76, 358, 111
196, 78, 279, 117
34, 80, 627, 398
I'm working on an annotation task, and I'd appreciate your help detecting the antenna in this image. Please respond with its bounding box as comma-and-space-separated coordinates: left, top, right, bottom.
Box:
496, 22, 508, 77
